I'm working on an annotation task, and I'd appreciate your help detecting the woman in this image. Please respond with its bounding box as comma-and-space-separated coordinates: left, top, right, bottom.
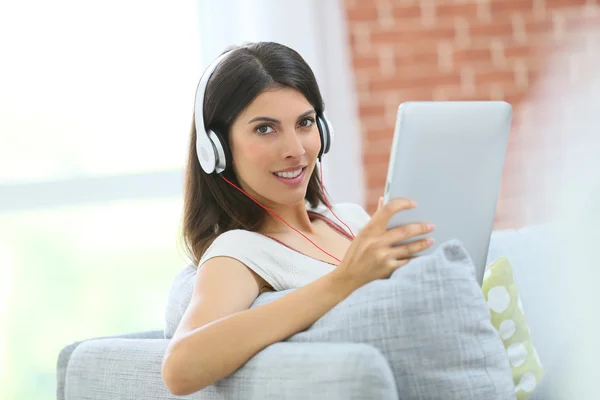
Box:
161, 41, 435, 396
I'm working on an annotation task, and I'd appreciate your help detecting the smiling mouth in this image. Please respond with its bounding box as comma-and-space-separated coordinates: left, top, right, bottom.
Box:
273, 167, 305, 179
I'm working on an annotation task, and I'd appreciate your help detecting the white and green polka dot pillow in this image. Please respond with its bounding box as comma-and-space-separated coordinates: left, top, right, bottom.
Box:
483, 256, 545, 399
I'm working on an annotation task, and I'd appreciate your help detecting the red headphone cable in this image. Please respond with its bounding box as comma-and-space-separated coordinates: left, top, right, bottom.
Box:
220, 176, 343, 264
220, 164, 354, 264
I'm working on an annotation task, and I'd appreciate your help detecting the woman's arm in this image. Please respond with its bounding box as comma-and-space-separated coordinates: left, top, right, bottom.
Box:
161, 256, 357, 396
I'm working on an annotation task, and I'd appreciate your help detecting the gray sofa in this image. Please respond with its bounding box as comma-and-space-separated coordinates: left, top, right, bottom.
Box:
58, 332, 397, 399
57, 226, 559, 400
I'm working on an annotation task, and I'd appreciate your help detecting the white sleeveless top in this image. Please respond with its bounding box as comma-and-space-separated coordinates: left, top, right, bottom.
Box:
198, 203, 371, 291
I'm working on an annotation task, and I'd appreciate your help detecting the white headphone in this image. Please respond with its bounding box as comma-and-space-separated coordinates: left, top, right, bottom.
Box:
194, 49, 335, 175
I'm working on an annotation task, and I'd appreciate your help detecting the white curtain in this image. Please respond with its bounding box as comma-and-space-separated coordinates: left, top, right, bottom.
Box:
198, 0, 365, 206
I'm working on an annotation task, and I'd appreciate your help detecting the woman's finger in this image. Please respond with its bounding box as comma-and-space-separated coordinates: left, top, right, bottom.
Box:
367, 198, 417, 234
380, 222, 434, 247
389, 237, 434, 260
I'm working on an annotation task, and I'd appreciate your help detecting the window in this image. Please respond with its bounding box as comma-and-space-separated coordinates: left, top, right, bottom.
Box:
0, 1, 201, 398
0, 199, 185, 398
0, 0, 201, 183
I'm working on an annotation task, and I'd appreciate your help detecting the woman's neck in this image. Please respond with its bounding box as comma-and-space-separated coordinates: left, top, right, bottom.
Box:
259, 203, 316, 235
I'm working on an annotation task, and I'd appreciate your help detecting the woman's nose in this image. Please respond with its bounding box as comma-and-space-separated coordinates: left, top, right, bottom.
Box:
282, 130, 305, 159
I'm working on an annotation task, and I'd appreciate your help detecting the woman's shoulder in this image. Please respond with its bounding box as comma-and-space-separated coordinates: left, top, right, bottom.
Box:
206, 229, 264, 248
198, 229, 272, 268
198, 229, 285, 291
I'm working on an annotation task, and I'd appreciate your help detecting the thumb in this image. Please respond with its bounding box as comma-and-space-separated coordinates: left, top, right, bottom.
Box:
377, 196, 383, 210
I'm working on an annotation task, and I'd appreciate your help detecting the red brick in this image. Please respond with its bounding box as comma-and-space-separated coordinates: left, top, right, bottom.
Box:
349, 31, 356, 48
504, 93, 526, 106
482, 86, 523, 102
367, 127, 395, 140
371, 26, 455, 46
524, 18, 554, 35
363, 161, 387, 174
364, 163, 389, 184
359, 104, 386, 118
470, 20, 514, 37
367, 189, 384, 202
398, 88, 437, 102
395, 50, 439, 65
370, 30, 404, 45
490, 0, 534, 14
369, 72, 462, 91
528, 68, 546, 85
397, 40, 439, 52
365, 177, 388, 194
475, 70, 516, 85
366, 185, 385, 200
393, 63, 443, 77
396, 91, 436, 102
391, 5, 421, 19
359, 116, 393, 132
367, 188, 385, 201
363, 137, 393, 152
436, 3, 479, 18
346, 6, 378, 22
366, 194, 380, 206
364, 151, 392, 165
414, 26, 457, 41
366, 189, 382, 205
360, 88, 435, 106
352, 55, 380, 70
545, 0, 586, 7
444, 89, 495, 101
504, 44, 532, 59
501, 82, 524, 96
453, 47, 493, 63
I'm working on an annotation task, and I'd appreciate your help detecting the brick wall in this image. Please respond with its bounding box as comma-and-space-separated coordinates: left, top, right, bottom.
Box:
343, 0, 600, 229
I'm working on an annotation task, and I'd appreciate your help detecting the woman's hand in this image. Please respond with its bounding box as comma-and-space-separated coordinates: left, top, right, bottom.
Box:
333, 197, 435, 290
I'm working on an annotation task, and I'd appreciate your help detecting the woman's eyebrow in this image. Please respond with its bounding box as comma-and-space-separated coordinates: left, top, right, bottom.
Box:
247, 109, 315, 124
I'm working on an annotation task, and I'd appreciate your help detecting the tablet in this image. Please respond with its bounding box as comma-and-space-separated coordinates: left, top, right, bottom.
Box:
383, 101, 512, 284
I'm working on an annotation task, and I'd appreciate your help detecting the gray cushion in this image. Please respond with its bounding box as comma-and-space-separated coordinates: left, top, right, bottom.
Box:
165, 241, 515, 399
165, 264, 196, 339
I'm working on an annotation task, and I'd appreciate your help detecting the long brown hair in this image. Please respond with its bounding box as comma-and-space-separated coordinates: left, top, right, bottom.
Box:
179, 42, 329, 266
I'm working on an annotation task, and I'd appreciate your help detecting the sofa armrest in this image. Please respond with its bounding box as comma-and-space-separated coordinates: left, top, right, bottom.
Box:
60, 336, 398, 400
57, 330, 165, 400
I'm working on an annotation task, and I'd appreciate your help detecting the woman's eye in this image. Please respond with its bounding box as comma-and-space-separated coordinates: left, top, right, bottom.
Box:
255, 125, 274, 135
299, 117, 315, 128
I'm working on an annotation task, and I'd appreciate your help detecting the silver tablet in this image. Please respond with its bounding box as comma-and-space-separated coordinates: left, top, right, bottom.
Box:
383, 101, 512, 284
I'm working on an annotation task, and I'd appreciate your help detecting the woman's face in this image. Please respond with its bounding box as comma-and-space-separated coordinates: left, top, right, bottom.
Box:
229, 87, 321, 207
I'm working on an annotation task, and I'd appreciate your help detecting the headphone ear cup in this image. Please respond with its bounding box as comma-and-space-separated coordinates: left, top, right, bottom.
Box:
324, 117, 334, 153
317, 115, 334, 159
208, 128, 231, 175
316, 117, 327, 160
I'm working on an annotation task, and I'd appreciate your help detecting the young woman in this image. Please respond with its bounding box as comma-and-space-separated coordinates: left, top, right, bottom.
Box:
161, 41, 435, 396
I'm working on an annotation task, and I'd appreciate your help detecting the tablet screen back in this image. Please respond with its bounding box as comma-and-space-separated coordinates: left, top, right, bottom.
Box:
383, 101, 512, 284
